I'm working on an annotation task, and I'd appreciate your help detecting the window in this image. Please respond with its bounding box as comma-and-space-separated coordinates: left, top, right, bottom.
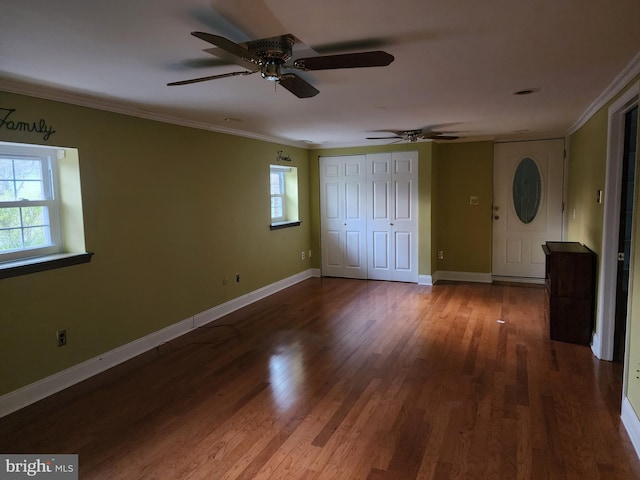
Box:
1, 145, 60, 262
270, 167, 286, 222
0, 141, 90, 278
269, 164, 300, 229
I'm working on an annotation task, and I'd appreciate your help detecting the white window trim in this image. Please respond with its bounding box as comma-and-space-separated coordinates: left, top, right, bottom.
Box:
0, 144, 63, 263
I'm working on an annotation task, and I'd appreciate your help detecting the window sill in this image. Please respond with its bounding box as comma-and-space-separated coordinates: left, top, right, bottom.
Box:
270, 221, 302, 231
0, 252, 94, 279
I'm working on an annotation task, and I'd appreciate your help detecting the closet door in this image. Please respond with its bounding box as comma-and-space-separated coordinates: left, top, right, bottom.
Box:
367, 151, 419, 282
319, 155, 367, 279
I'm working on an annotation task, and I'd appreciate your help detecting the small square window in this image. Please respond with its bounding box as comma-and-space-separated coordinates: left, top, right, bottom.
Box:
269, 164, 299, 228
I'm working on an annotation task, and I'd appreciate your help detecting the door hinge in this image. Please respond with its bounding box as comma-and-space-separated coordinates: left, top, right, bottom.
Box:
618, 252, 625, 261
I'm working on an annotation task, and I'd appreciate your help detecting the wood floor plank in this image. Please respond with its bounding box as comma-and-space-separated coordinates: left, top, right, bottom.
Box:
1, 279, 640, 479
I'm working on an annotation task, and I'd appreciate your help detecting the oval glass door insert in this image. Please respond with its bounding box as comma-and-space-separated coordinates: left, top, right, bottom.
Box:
512, 157, 541, 224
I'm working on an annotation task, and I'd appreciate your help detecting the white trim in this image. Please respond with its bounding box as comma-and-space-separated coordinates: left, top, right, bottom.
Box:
568, 52, 640, 135
418, 274, 433, 286
593, 82, 639, 361
491, 275, 545, 285
622, 396, 640, 460
433, 271, 493, 284
0, 268, 319, 418
194, 269, 318, 327
0, 79, 307, 149
591, 330, 602, 358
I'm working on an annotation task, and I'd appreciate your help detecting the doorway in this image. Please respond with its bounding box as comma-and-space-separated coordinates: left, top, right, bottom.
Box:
595, 83, 639, 362
614, 105, 638, 362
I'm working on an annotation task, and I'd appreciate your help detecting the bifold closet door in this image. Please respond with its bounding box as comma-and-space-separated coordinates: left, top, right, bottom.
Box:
367, 151, 418, 283
319, 155, 367, 279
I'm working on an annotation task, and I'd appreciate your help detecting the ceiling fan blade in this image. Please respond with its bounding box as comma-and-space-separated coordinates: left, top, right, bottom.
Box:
278, 74, 319, 98
167, 70, 254, 86
203, 47, 258, 72
422, 134, 459, 140
366, 136, 403, 140
293, 51, 394, 71
191, 31, 261, 65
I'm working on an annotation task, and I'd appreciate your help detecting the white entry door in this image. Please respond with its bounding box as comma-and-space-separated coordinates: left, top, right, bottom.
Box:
367, 152, 419, 282
320, 155, 367, 279
492, 139, 564, 279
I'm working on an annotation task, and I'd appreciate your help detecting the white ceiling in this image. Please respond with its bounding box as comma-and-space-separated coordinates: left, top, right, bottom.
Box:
1, 0, 639, 148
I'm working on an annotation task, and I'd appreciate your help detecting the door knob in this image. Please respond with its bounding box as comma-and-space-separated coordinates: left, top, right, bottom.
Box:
494, 215, 500, 220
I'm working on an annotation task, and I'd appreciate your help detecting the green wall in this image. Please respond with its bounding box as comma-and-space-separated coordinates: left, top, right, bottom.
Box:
566, 111, 607, 254
434, 141, 494, 273
0, 91, 312, 395
566, 76, 640, 417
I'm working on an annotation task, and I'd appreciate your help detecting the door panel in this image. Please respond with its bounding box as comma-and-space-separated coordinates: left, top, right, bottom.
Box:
493, 139, 564, 279
367, 151, 418, 282
320, 155, 367, 279
372, 230, 389, 270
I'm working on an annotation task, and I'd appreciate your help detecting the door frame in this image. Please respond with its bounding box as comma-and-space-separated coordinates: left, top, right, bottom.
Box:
491, 139, 565, 282
593, 82, 639, 361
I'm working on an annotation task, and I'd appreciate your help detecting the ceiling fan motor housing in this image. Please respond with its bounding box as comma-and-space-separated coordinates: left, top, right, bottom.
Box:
247, 35, 295, 81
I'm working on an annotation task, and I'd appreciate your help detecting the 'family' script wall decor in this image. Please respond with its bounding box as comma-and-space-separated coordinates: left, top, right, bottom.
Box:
0, 108, 56, 141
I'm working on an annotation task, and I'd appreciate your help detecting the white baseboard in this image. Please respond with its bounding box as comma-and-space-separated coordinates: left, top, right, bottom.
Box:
433, 271, 493, 284
0, 268, 319, 418
591, 330, 603, 359
418, 274, 433, 286
491, 275, 545, 285
621, 396, 640, 460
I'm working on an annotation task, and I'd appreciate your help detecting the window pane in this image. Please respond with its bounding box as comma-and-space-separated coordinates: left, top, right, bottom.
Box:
0, 159, 12, 178
23, 226, 49, 248
512, 157, 541, 224
14, 159, 43, 180
16, 180, 45, 200
271, 197, 283, 219
0, 228, 22, 252
270, 173, 283, 194
22, 206, 48, 227
0, 207, 21, 228
0, 180, 16, 200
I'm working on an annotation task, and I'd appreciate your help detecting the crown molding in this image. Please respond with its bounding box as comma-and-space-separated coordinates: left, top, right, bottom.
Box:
568, 51, 640, 135
0, 77, 308, 149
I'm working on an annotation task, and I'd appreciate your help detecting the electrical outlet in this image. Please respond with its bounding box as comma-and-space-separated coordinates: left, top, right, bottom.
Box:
56, 329, 67, 347
437, 250, 444, 260
301, 251, 305, 260
235, 273, 240, 283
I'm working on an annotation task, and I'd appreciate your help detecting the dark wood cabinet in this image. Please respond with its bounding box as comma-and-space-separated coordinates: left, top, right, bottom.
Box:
542, 241, 596, 345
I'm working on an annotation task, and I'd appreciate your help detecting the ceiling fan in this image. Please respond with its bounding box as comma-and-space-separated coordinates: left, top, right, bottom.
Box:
168, 32, 394, 98
366, 127, 459, 143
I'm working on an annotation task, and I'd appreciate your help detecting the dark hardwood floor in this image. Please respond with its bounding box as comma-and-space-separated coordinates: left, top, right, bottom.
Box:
1, 278, 639, 479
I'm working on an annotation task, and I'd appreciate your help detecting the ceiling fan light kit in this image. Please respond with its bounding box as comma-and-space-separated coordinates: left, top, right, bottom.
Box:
169, 32, 394, 98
